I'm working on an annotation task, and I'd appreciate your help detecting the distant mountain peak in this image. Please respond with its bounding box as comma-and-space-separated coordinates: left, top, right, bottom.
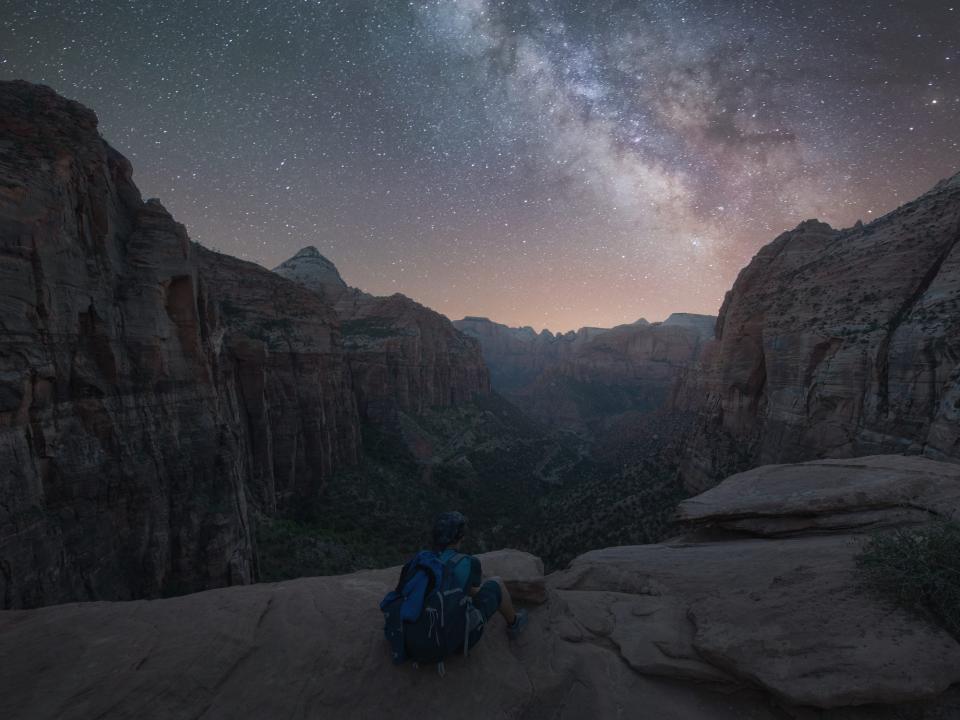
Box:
273, 246, 348, 296
662, 312, 717, 338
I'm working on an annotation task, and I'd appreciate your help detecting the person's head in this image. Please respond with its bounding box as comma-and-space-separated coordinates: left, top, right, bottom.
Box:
432, 511, 467, 550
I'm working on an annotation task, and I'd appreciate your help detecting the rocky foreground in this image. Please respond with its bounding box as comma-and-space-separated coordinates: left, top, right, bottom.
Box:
4, 455, 959, 720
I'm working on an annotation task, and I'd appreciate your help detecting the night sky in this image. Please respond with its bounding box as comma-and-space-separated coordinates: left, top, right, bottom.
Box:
2, 1, 959, 331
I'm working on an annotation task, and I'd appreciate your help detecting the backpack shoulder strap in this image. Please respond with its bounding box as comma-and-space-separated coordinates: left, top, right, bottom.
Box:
441, 552, 467, 591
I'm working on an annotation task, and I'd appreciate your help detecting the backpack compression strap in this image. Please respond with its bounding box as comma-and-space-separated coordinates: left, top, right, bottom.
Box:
392, 557, 416, 595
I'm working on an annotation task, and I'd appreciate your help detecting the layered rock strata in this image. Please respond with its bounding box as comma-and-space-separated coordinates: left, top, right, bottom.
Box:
456, 313, 715, 432
452, 316, 612, 393
4, 455, 959, 719
681, 175, 960, 491
0, 81, 360, 608
274, 249, 490, 420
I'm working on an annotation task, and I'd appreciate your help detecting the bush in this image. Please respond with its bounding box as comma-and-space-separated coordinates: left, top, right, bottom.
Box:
256, 518, 372, 582
856, 520, 960, 638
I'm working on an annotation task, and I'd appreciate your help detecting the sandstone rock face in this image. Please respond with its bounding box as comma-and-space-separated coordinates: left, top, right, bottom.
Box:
456, 313, 715, 432
334, 290, 490, 419
4, 456, 960, 719
0, 81, 360, 608
275, 253, 490, 421
681, 177, 960, 491
195, 250, 360, 508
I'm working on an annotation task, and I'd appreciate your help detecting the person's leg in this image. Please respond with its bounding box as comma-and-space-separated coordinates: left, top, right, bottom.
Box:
471, 578, 506, 624
488, 577, 528, 636
470, 578, 528, 642
487, 576, 517, 625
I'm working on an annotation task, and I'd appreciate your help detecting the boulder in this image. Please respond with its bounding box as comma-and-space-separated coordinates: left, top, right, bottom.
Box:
476, 549, 547, 604
678, 455, 960, 536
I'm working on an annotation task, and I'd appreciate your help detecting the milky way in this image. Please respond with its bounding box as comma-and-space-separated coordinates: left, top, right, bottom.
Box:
2, 1, 959, 330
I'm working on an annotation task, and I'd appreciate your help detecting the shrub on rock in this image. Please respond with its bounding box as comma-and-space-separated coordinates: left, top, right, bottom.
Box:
857, 520, 960, 639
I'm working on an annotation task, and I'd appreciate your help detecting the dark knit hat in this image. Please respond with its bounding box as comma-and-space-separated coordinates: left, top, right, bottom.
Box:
432, 511, 467, 547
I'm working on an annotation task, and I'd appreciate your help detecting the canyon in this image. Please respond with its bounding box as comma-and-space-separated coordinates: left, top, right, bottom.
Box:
455, 313, 714, 434
3, 80, 960, 718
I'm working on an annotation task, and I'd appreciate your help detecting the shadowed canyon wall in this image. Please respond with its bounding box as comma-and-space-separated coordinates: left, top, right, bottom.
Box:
275, 247, 490, 422
0, 82, 489, 609
680, 176, 960, 491
455, 313, 715, 433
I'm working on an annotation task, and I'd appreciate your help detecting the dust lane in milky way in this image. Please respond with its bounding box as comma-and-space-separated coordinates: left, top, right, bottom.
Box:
2, 1, 958, 331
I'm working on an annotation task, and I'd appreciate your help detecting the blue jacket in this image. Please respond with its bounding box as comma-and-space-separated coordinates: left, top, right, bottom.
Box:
438, 548, 482, 592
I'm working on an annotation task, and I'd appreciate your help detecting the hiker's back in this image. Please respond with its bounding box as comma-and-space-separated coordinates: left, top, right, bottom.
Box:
379, 550, 474, 666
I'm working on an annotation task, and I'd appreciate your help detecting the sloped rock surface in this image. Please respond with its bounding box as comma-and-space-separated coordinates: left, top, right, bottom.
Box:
559, 536, 960, 709
4, 457, 960, 719
0, 550, 779, 720
680, 176, 960, 490
0, 81, 360, 608
556, 456, 960, 710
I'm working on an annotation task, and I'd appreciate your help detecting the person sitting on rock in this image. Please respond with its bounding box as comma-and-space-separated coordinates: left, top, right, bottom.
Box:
381, 510, 528, 672
431, 510, 529, 648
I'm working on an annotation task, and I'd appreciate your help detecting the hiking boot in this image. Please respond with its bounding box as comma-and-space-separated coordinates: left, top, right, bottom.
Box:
507, 609, 528, 639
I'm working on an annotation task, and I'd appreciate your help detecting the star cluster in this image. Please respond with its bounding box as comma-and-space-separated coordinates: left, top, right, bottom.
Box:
2, 1, 958, 330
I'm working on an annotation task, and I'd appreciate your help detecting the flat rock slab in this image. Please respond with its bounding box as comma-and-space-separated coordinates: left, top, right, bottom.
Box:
678, 455, 960, 532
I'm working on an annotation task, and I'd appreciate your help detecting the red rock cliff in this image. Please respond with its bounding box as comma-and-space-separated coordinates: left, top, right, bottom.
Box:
0, 81, 360, 608
680, 176, 960, 491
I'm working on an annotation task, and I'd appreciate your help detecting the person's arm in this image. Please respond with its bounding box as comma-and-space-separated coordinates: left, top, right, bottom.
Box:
466, 556, 482, 596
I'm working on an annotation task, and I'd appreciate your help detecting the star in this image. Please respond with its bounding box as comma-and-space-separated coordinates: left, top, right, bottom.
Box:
1, 0, 958, 331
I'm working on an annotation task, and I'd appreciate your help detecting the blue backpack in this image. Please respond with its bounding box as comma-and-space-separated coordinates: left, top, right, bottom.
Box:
380, 550, 483, 671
